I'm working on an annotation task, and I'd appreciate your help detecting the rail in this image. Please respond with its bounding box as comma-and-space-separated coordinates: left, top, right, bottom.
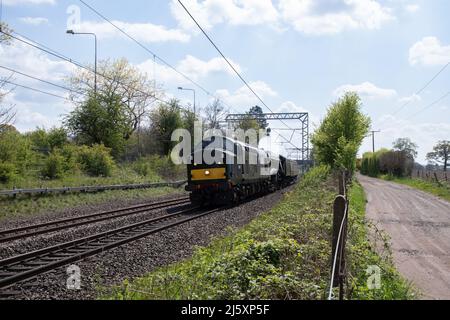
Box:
0, 181, 187, 198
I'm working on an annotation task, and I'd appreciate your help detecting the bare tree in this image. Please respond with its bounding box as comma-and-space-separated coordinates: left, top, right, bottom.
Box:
203, 98, 228, 129
0, 22, 13, 44
68, 58, 161, 137
0, 75, 16, 131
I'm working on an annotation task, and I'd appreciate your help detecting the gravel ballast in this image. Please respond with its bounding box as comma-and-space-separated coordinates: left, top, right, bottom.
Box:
1, 187, 293, 300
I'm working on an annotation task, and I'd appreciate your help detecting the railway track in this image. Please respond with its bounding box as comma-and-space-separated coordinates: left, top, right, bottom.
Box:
0, 206, 221, 291
0, 197, 190, 243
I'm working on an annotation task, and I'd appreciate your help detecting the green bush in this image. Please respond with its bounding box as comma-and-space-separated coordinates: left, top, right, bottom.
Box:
132, 158, 155, 177
41, 151, 66, 179
77, 145, 115, 177
0, 129, 34, 174
0, 162, 16, 184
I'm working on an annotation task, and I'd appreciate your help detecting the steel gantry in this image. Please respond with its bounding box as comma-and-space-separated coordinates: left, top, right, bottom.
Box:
225, 112, 311, 169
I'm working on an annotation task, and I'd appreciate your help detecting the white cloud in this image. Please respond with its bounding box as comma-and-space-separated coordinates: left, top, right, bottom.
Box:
4, 0, 55, 5
0, 40, 76, 131
278, 0, 395, 35
19, 17, 49, 26
276, 101, 319, 125
333, 82, 397, 99
409, 37, 450, 66
215, 81, 277, 108
73, 20, 190, 43
170, 0, 280, 32
405, 4, 420, 13
0, 40, 75, 83
399, 94, 421, 104
137, 55, 241, 88
177, 55, 241, 80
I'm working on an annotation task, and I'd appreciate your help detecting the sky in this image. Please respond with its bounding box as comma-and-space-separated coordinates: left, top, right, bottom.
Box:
0, 0, 449, 164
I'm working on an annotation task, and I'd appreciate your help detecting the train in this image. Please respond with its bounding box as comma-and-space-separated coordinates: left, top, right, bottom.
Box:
185, 135, 300, 206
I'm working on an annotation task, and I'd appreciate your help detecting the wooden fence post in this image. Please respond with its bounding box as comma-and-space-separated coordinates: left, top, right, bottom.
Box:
331, 196, 347, 288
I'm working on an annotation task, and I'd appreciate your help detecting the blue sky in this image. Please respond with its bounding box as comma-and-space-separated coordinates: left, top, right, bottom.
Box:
1, 0, 449, 163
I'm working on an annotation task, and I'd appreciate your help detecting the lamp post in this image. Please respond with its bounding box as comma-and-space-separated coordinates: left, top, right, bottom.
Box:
67, 30, 98, 95
178, 87, 196, 115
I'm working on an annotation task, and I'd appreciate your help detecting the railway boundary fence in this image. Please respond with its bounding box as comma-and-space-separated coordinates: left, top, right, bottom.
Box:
328, 170, 350, 300
412, 170, 448, 185
0, 181, 187, 198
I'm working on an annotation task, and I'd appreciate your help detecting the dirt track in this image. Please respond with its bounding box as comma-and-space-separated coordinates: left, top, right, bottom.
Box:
358, 174, 450, 300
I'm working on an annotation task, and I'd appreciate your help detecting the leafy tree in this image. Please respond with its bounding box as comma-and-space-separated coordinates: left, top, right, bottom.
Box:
311, 92, 371, 173
249, 106, 268, 130
204, 99, 228, 130
68, 58, 158, 140
27, 127, 68, 153
64, 94, 132, 157
427, 141, 450, 172
149, 99, 183, 156
234, 106, 268, 132
392, 138, 418, 159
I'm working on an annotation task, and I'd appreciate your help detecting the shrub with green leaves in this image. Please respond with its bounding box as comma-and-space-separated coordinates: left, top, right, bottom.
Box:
0, 162, 16, 184
41, 151, 66, 180
77, 144, 115, 177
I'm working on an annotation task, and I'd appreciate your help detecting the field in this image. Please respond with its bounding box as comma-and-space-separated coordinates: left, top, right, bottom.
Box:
380, 174, 450, 203
102, 166, 413, 300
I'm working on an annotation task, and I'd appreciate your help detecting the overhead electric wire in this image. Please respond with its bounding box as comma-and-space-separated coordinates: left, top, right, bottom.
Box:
392, 61, 450, 116
406, 90, 450, 120
0, 29, 174, 107
3, 80, 72, 102
0, 65, 86, 96
78, 0, 229, 109
177, 0, 303, 151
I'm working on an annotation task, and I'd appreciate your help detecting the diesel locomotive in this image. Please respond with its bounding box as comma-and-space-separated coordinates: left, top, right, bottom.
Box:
185, 136, 299, 205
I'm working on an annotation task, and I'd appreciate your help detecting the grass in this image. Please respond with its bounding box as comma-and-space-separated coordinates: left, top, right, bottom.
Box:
0, 160, 186, 220
379, 175, 450, 203
0, 187, 183, 221
100, 166, 414, 300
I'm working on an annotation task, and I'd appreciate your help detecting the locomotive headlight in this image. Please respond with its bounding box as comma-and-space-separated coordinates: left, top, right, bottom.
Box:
205, 170, 210, 176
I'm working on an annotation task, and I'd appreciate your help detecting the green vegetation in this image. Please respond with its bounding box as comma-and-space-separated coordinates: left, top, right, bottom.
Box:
311, 93, 371, 173
102, 166, 413, 300
361, 149, 414, 178
380, 175, 450, 203
0, 187, 182, 221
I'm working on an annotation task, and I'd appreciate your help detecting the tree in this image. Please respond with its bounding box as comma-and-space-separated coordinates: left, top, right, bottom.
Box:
0, 26, 16, 130
234, 106, 268, 132
64, 94, 133, 157
427, 141, 450, 172
311, 92, 371, 173
204, 99, 228, 129
149, 99, 183, 156
0, 22, 12, 44
393, 138, 418, 159
68, 58, 158, 138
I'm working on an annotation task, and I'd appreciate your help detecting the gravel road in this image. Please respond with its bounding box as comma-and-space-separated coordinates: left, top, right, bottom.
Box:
358, 174, 450, 300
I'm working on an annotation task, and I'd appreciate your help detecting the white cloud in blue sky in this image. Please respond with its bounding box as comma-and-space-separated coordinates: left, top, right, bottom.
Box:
0, 0, 449, 163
